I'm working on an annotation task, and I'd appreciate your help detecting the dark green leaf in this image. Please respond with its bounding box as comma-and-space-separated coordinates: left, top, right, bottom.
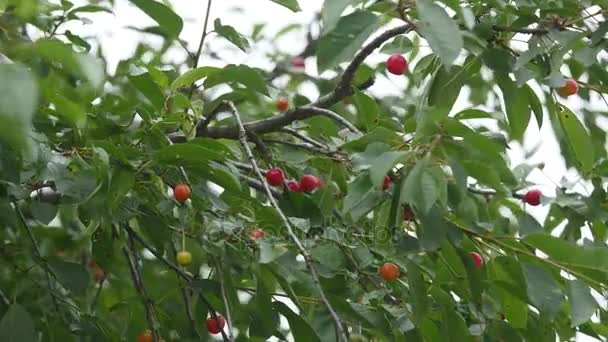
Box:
0, 64, 37, 152
496, 73, 530, 142
522, 263, 564, 317
416, 0, 463, 67
129, 0, 183, 38
568, 280, 598, 327
268, 0, 301, 12
317, 10, 379, 72
558, 106, 594, 172
214, 19, 250, 52
0, 304, 37, 342
48, 259, 90, 295
274, 302, 321, 342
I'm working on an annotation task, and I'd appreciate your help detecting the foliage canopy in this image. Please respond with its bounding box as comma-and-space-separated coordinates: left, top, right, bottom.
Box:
0, 0, 608, 341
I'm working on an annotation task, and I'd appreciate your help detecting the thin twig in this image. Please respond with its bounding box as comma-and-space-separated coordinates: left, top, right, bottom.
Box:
123, 234, 160, 342
122, 224, 230, 342
306, 107, 361, 134
14, 203, 61, 316
0, 288, 10, 308
170, 243, 200, 338
281, 127, 329, 149
228, 102, 349, 342
188, 0, 214, 97
213, 258, 235, 341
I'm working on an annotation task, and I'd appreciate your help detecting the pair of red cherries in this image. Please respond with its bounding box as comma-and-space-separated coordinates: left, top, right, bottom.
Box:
265, 168, 323, 193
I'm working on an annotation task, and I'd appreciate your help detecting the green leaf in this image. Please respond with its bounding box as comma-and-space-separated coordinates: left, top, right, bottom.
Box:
129, 73, 165, 110
525, 84, 543, 127
317, 10, 379, 72
353, 90, 379, 131
170, 66, 220, 91
568, 280, 598, 327
0, 63, 37, 152
311, 243, 345, 272
154, 143, 227, 166
517, 213, 543, 237
441, 307, 471, 341
129, 0, 183, 38
402, 156, 440, 214
268, 0, 301, 12
406, 260, 429, 323
415, 0, 463, 67
321, 0, 356, 34
522, 263, 564, 317
380, 36, 413, 54
214, 19, 250, 52
523, 234, 608, 272
48, 259, 90, 295
204, 64, 269, 96
67, 5, 113, 15
558, 106, 594, 172
342, 173, 384, 221
417, 206, 447, 251
496, 73, 530, 142
274, 302, 321, 342
0, 303, 37, 342
18, 39, 104, 88
259, 240, 289, 264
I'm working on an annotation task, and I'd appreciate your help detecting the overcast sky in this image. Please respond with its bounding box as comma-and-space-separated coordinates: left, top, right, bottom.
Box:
57, 1, 606, 340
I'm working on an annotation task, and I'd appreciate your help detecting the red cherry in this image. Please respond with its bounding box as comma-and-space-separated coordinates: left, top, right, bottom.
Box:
382, 176, 392, 191
206, 316, 226, 335
276, 97, 289, 112
250, 229, 266, 239
523, 189, 542, 206
174, 183, 191, 203
291, 56, 305, 68
287, 181, 301, 192
136, 330, 153, 342
558, 79, 578, 97
386, 54, 408, 75
470, 252, 483, 269
379, 262, 400, 281
403, 207, 414, 221
265, 168, 285, 186
299, 174, 322, 193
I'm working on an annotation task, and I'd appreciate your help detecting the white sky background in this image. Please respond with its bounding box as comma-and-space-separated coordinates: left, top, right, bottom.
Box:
54, 0, 607, 340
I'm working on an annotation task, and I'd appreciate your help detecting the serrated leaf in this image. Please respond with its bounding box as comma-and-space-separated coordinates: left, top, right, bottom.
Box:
353, 90, 379, 131
154, 143, 227, 166
268, 0, 301, 12
416, 0, 463, 67
568, 280, 598, 327
214, 19, 250, 52
522, 263, 564, 317
402, 156, 439, 214
311, 243, 345, 271
204, 64, 269, 96
0, 63, 37, 152
558, 106, 594, 172
496, 73, 530, 142
274, 302, 321, 342
129, 0, 183, 39
0, 304, 37, 342
321, 0, 356, 34
317, 10, 379, 72
48, 259, 90, 295
170, 66, 220, 91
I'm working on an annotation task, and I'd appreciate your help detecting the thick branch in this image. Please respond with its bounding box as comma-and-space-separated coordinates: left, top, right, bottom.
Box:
228, 102, 348, 342
196, 24, 411, 140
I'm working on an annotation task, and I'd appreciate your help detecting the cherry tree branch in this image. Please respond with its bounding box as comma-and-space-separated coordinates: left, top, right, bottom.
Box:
196, 24, 412, 140
123, 234, 160, 342
227, 102, 349, 342
213, 258, 235, 341
122, 224, 230, 342
280, 127, 329, 150
14, 203, 61, 316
